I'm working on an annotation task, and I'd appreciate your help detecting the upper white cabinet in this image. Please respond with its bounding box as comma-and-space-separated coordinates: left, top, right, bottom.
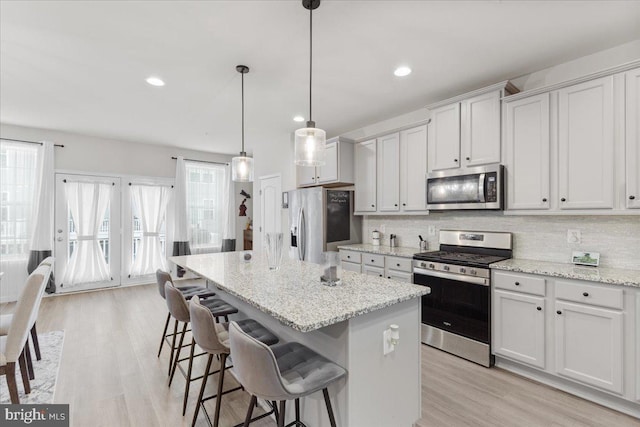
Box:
400, 125, 428, 211
626, 68, 640, 209
377, 133, 400, 212
504, 93, 550, 210
354, 139, 377, 212
296, 137, 354, 188
558, 76, 614, 210
428, 81, 517, 173
462, 90, 502, 167
428, 103, 460, 171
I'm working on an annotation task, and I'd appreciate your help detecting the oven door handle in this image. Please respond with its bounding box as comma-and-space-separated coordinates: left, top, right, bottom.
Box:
413, 268, 489, 286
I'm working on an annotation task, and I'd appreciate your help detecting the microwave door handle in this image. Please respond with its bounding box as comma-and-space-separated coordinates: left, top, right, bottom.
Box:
478, 173, 486, 203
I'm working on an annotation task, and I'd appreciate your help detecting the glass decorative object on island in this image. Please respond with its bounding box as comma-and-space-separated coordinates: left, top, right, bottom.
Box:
321, 251, 342, 287
265, 232, 283, 271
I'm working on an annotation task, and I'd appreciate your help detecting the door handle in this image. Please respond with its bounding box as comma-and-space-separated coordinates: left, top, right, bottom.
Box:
57, 237, 63, 242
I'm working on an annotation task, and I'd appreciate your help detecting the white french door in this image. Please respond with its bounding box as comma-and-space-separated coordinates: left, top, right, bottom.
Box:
54, 173, 121, 293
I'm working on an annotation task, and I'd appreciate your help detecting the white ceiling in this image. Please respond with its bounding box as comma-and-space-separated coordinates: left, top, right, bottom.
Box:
1, 1, 639, 155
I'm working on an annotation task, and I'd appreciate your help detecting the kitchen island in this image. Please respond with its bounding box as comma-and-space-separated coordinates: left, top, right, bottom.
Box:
170, 252, 429, 427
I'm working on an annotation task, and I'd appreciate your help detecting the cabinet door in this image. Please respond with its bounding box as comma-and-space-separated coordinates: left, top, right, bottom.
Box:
386, 270, 412, 283
626, 68, 640, 209
504, 93, 550, 210
428, 103, 461, 171
493, 290, 546, 369
462, 90, 501, 167
377, 133, 400, 212
363, 265, 384, 278
555, 301, 623, 394
317, 141, 338, 184
354, 140, 377, 212
400, 125, 428, 211
558, 76, 614, 209
342, 261, 362, 274
296, 165, 316, 187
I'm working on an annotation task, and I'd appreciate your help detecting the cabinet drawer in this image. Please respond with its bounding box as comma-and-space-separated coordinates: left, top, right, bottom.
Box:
387, 270, 412, 283
494, 271, 546, 296
363, 265, 384, 277
555, 280, 623, 310
385, 256, 412, 272
340, 250, 361, 264
342, 261, 361, 274
363, 253, 385, 268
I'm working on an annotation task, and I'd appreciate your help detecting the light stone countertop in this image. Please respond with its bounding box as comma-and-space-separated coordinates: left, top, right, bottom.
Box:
170, 252, 429, 332
337, 243, 423, 259
491, 259, 640, 288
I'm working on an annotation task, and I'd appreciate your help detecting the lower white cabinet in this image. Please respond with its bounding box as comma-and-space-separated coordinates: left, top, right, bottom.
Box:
363, 265, 384, 277
339, 249, 414, 283
342, 261, 361, 274
493, 290, 546, 369
554, 300, 624, 394
386, 270, 412, 283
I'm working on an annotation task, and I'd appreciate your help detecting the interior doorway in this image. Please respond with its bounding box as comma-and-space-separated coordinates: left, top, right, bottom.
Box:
259, 174, 282, 249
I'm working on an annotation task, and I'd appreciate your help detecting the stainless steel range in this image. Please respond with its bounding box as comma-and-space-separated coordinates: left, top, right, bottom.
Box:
413, 230, 513, 367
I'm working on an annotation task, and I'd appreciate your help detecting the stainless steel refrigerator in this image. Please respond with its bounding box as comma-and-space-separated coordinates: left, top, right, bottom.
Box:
288, 187, 362, 264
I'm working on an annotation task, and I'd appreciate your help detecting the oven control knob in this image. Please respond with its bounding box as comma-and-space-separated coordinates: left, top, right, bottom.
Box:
428, 263, 435, 269
460, 267, 466, 274
470, 269, 477, 276
443, 265, 450, 271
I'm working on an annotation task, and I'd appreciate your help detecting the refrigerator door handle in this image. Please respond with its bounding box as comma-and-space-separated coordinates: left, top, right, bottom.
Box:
297, 207, 303, 260
300, 207, 307, 261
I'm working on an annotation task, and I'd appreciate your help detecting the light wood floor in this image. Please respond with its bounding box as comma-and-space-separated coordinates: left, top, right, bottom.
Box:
5, 283, 639, 427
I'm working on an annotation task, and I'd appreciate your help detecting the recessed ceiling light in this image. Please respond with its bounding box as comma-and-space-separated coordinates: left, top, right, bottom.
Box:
394, 66, 412, 77
293, 115, 305, 122
146, 76, 165, 87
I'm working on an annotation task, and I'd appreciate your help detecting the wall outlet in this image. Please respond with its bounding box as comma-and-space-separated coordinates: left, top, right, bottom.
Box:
383, 329, 394, 356
428, 225, 436, 236
567, 229, 582, 244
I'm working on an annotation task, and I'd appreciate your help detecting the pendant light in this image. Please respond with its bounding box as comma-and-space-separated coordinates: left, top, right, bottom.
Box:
294, 0, 326, 167
232, 65, 254, 182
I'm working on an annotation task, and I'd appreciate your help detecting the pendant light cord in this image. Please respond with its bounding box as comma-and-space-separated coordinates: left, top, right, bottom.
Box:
241, 70, 245, 153
309, 4, 313, 123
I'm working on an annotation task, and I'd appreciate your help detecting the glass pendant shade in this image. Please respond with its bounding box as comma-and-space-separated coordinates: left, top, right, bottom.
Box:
231, 153, 254, 182
294, 126, 326, 166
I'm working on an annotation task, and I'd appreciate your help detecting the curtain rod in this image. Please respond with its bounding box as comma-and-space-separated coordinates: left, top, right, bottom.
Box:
171, 156, 228, 166
1, 137, 64, 148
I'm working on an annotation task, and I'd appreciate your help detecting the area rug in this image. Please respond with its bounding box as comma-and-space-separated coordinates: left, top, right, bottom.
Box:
0, 330, 65, 404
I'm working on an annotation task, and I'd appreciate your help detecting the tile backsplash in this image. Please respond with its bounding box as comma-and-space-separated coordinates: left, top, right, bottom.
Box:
363, 213, 640, 270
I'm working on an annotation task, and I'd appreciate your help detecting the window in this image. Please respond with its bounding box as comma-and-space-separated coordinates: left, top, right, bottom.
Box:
0, 140, 38, 259
185, 161, 226, 253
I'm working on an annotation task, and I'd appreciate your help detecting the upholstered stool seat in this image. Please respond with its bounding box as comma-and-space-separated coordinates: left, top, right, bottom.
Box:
215, 319, 279, 348
229, 322, 347, 427
200, 299, 239, 320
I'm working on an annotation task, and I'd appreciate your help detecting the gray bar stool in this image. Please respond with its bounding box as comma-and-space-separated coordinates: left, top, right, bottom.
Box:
228, 321, 347, 427
165, 282, 239, 415
189, 296, 280, 427
155, 269, 216, 365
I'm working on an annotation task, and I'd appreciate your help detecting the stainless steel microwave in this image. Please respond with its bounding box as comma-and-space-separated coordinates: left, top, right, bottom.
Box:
426, 164, 504, 210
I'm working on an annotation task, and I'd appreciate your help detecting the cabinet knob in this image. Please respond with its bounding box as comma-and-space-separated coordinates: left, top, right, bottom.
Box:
402, 203, 406, 206
514, 281, 520, 286
379, 274, 383, 277
371, 259, 375, 262
561, 198, 566, 202
347, 255, 350, 259
582, 292, 589, 297
316, 176, 320, 179
556, 310, 562, 315
397, 263, 400, 267
394, 204, 398, 207
465, 157, 470, 161
542, 198, 547, 202
454, 159, 458, 162
371, 204, 375, 208
536, 306, 542, 311
630, 195, 636, 200
388, 276, 391, 279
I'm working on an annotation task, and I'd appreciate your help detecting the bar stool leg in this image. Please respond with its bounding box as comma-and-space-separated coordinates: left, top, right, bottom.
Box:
272, 401, 279, 422
168, 318, 179, 376
31, 323, 41, 360
158, 312, 171, 357
243, 395, 257, 427
182, 337, 197, 415
191, 354, 214, 427
322, 388, 337, 427
212, 353, 227, 427
278, 401, 286, 427
295, 398, 300, 424
170, 322, 188, 386
18, 349, 31, 394
24, 340, 35, 380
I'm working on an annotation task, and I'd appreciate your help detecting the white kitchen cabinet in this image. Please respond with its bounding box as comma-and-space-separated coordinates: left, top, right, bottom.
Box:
626, 68, 640, 209
504, 93, 550, 210
363, 264, 384, 278
462, 90, 501, 167
386, 270, 412, 283
377, 133, 400, 212
342, 261, 361, 274
558, 76, 614, 210
354, 139, 377, 212
554, 300, 623, 394
296, 137, 354, 188
493, 290, 546, 369
428, 103, 461, 171
399, 125, 428, 211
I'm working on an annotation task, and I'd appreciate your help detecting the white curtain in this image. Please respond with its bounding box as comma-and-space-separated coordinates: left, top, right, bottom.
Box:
62, 182, 111, 287
174, 157, 189, 243
130, 185, 170, 277
221, 164, 236, 251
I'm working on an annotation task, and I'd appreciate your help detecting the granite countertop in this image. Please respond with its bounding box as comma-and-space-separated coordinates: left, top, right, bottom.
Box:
337, 243, 421, 259
491, 259, 640, 288
170, 252, 429, 332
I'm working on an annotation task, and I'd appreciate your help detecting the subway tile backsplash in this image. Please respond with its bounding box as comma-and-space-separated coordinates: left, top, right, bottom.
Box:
363, 213, 640, 270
